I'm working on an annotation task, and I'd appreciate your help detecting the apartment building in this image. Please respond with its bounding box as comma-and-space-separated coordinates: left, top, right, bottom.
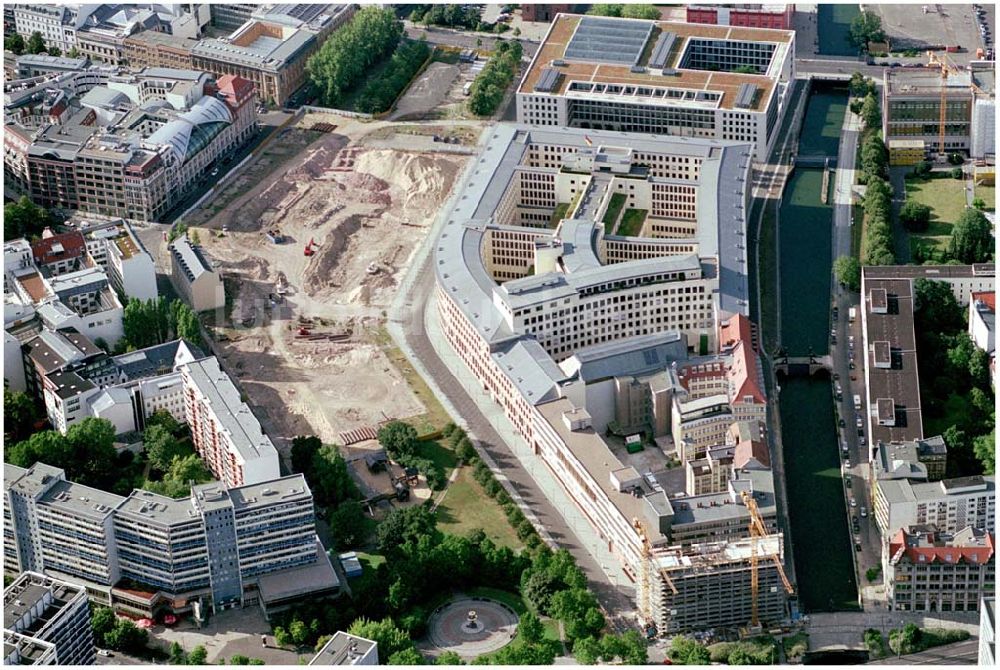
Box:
874, 475, 996, 539
4, 465, 339, 619
517, 14, 796, 161
3, 572, 95, 666
686, 4, 795, 30
12, 5, 82, 54
192, 4, 356, 106
310, 632, 379, 666
883, 525, 995, 613
3, 68, 259, 222
181, 357, 280, 488
71, 217, 158, 302
882, 67, 995, 156
168, 235, 225, 312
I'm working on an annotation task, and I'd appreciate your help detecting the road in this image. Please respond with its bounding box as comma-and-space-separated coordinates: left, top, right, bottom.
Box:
806, 610, 980, 652
867, 638, 979, 665
827, 104, 885, 606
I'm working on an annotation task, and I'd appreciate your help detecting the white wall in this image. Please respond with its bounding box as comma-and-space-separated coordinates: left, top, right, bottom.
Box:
4, 330, 27, 392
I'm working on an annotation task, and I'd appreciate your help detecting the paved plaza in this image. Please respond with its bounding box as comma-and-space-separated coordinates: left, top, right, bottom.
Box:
425, 597, 519, 659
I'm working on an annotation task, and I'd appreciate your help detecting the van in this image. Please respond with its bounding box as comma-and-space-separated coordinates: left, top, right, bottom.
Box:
853, 394, 862, 410
848, 307, 857, 323
463, 81, 473, 96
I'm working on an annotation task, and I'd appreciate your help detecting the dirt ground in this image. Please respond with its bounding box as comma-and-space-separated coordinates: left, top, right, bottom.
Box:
193, 113, 479, 448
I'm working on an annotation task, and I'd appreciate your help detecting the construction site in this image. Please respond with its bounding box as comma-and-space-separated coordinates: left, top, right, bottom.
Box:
192, 112, 480, 448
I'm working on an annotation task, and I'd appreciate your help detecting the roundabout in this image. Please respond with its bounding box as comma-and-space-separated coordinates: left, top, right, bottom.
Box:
426, 596, 520, 658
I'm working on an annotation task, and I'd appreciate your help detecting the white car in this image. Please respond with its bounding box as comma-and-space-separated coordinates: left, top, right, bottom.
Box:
850, 498, 857, 508
860, 507, 868, 518
97, 650, 113, 657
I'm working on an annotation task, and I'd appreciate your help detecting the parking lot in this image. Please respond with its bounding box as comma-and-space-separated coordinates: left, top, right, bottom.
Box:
871, 3, 992, 63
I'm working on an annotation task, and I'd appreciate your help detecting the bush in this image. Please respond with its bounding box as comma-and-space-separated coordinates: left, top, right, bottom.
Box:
900, 200, 932, 232
354, 39, 431, 114
912, 161, 932, 178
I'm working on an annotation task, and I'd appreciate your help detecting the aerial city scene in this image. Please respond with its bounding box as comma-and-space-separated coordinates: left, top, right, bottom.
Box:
1, 1, 996, 666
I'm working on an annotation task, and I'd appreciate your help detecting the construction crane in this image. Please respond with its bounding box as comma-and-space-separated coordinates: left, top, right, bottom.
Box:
925, 51, 983, 159
739, 490, 794, 628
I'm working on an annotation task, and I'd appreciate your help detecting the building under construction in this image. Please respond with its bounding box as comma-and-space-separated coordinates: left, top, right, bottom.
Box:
641, 535, 790, 634
881, 62, 994, 158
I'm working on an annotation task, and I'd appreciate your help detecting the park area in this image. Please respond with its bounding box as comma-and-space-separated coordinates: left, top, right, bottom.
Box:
903, 174, 967, 257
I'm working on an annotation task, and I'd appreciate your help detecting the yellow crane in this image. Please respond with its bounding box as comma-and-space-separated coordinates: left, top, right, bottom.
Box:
740, 490, 794, 627
926, 51, 981, 159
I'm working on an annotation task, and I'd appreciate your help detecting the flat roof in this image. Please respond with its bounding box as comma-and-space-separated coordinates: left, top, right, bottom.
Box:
520, 14, 793, 112
879, 475, 995, 505
256, 539, 340, 603
180, 357, 278, 467
863, 264, 995, 280
310, 631, 377, 666
230, 474, 311, 512
38, 479, 124, 521
191, 25, 315, 71
115, 488, 200, 526
862, 277, 923, 445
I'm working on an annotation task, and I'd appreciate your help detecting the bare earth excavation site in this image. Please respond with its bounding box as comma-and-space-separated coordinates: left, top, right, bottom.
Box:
192, 115, 474, 448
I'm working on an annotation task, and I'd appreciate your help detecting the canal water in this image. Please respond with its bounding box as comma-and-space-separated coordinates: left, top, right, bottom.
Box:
775, 84, 860, 611
817, 4, 862, 57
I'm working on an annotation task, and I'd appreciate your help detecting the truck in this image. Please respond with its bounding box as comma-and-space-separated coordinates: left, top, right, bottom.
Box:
848, 307, 857, 323
853, 394, 862, 410
463, 81, 473, 96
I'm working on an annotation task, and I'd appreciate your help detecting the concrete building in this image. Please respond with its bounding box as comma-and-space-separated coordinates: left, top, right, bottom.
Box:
883, 525, 994, 613
123, 29, 197, 70
874, 475, 996, 539
3, 571, 95, 666
517, 14, 796, 161
71, 217, 158, 302
969, 291, 995, 354
310, 631, 379, 665
192, 4, 356, 106
434, 124, 786, 634
208, 3, 257, 33
981, 597, 996, 667
168, 235, 225, 312
685, 4, 795, 30
4, 465, 339, 619
75, 5, 162, 66
887, 139, 926, 166
3, 68, 259, 222
11, 5, 84, 54
882, 67, 995, 156
180, 357, 280, 488
873, 437, 948, 483
862, 264, 995, 310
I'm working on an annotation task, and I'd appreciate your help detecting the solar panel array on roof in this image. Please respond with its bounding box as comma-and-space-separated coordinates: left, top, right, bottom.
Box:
648, 31, 676, 69
734, 83, 758, 109
535, 67, 560, 92
564, 16, 654, 65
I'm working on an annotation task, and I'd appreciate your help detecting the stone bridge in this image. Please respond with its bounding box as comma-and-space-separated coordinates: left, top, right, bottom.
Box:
772, 354, 834, 377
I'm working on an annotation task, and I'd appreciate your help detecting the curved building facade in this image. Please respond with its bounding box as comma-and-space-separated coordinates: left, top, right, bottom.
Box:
434, 125, 788, 633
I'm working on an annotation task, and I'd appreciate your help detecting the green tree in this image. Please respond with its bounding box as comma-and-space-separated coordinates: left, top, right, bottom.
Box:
435, 651, 464, 665
573, 636, 601, 664
289, 619, 309, 646
188, 646, 207, 665
586, 4, 624, 17
27, 31, 46, 55
348, 618, 413, 659
849, 12, 885, 49
849, 71, 873, 97
91, 607, 117, 641
4, 196, 54, 240
833, 256, 861, 292
66, 417, 118, 482
376, 506, 439, 554
621, 5, 660, 20
291, 435, 322, 473
273, 626, 291, 647
617, 630, 648, 664
66, 46, 80, 58
147, 409, 181, 435
914, 279, 966, 333
520, 568, 562, 615
949, 208, 994, 264
4, 388, 38, 442
669, 636, 711, 664
388, 648, 425, 665
974, 430, 995, 474
310, 444, 359, 506
5, 33, 26, 55
913, 160, 932, 178
900, 200, 932, 232
377, 420, 419, 459
104, 619, 148, 653
973, 197, 986, 210
866, 566, 881, 582
860, 91, 881, 129
47, 46, 61, 57
169, 641, 187, 664
144, 424, 185, 472
518, 612, 544, 644
328, 501, 369, 549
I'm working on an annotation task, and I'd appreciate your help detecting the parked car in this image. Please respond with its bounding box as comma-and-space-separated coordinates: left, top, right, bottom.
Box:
855, 542, 863, 552
845, 476, 852, 487
97, 650, 113, 657
850, 497, 857, 507
839, 418, 846, 428
860, 506, 868, 518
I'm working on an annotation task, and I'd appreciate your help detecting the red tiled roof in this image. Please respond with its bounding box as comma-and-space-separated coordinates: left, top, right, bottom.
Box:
889, 528, 995, 566
31, 231, 86, 267
972, 291, 995, 312
734, 436, 770, 469
216, 74, 256, 109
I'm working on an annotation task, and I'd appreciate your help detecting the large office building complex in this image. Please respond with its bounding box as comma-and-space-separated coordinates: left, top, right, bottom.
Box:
4, 464, 339, 620
3, 572, 95, 666
516, 13, 795, 161
434, 124, 789, 634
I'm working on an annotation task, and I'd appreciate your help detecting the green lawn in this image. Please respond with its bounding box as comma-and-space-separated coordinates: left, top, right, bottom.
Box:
905, 175, 967, 240
550, 202, 570, 227
417, 438, 459, 474
975, 183, 996, 211
376, 326, 452, 433
435, 468, 523, 550
602, 193, 626, 234
617, 208, 648, 237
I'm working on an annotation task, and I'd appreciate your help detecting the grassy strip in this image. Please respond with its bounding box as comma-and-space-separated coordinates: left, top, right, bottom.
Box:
602, 193, 626, 234
375, 326, 451, 434
618, 208, 647, 237
435, 468, 524, 549
549, 202, 570, 227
